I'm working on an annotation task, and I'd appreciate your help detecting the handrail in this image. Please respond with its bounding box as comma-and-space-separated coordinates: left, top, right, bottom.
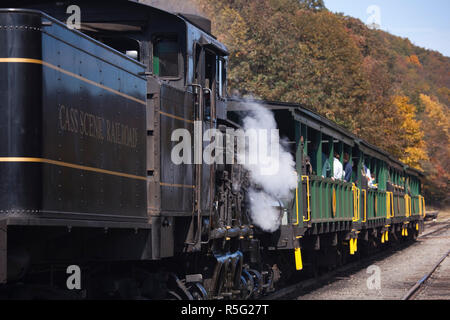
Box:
386, 192, 391, 219
352, 184, 360, 222
418, 195, 423, 217
405, 195, 412, 217
302, 176, 311, 222
386, 192, 394, 219
423, 197, 426, 217
362, 189, 367, 223
294, 185, 299, 226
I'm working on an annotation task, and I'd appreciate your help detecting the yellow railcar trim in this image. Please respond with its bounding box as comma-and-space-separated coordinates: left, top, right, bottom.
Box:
332, 188, 337, 218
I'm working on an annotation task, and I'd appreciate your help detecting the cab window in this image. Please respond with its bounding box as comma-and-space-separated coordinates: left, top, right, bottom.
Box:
153, 36, 179, 77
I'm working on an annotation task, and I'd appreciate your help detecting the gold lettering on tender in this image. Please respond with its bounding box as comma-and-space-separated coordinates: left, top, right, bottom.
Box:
57, 105, 138, 148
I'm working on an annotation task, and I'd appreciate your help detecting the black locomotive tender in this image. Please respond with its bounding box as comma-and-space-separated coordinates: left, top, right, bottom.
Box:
0, 1, 425, 299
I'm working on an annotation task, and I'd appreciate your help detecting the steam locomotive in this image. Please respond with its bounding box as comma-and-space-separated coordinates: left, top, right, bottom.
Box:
0, 1, 425, 299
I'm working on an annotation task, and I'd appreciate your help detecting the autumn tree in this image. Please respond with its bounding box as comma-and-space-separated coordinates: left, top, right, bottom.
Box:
298, 0, 325, 11
420, 94, 450, 205
196, 0, 449, 205
386, 96, 427, 169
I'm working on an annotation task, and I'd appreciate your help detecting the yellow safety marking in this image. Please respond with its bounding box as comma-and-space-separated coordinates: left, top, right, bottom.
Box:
0, 157, 147, 181
381, 232, 385, 243
295, 248, 303, 271
0, 58, 147, 106
385, 231, 389, 242
416, 223, 419, 231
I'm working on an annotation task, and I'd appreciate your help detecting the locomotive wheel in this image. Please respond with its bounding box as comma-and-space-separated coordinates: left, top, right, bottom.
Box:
165, 274, 193, 300
166, 290, 184, 300
186, 282, 208, 300
240, 271, 254, 300
247, 269, 263, 298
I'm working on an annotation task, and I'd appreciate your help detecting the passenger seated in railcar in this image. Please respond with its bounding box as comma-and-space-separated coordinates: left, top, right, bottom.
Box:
343, 152, 353, 182
363, 164, 377, 189
387, 172, 395, 192
321, 150, 331, 178
308, 140, 330, 178
333, 152, 344, 180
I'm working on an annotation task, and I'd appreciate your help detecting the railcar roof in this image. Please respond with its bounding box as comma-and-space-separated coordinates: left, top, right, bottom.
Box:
228, 98, 424, 177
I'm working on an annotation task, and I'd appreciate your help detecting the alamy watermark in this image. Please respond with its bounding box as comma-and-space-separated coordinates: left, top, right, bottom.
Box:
366, 265, 381, 290
66, 5, 81, 30
171, 122, 282, 176
66, 265, 81, 290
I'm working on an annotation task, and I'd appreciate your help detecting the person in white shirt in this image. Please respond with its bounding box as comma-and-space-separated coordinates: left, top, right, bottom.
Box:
364, 164, 376, 188
333, 152, 344, 180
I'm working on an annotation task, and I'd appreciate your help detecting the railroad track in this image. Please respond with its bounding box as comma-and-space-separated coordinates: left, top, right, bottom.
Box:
402, 249, 450, 300
265, 219, 450, 300
420, 219, 450, 238
264, 240, 414, 300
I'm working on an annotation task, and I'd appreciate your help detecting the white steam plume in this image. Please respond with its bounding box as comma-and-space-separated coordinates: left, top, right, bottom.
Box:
239, 103, 298, 233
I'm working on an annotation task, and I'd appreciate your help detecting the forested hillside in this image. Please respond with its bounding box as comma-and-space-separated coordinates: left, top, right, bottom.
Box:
192, 0, 449, 206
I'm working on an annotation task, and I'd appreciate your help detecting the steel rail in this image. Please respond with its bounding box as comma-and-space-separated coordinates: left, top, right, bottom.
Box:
402, 249, 450, 300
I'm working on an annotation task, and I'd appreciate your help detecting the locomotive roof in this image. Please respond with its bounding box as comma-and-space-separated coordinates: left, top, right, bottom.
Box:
1, 0, 224, 46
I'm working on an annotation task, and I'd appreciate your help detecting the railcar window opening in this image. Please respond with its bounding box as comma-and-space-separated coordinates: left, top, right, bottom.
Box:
94, 36, 141, 61
153, 35, 180, 78
307, 127, 321, 176
321, 135, 333, 179
351, 148, 360, 183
